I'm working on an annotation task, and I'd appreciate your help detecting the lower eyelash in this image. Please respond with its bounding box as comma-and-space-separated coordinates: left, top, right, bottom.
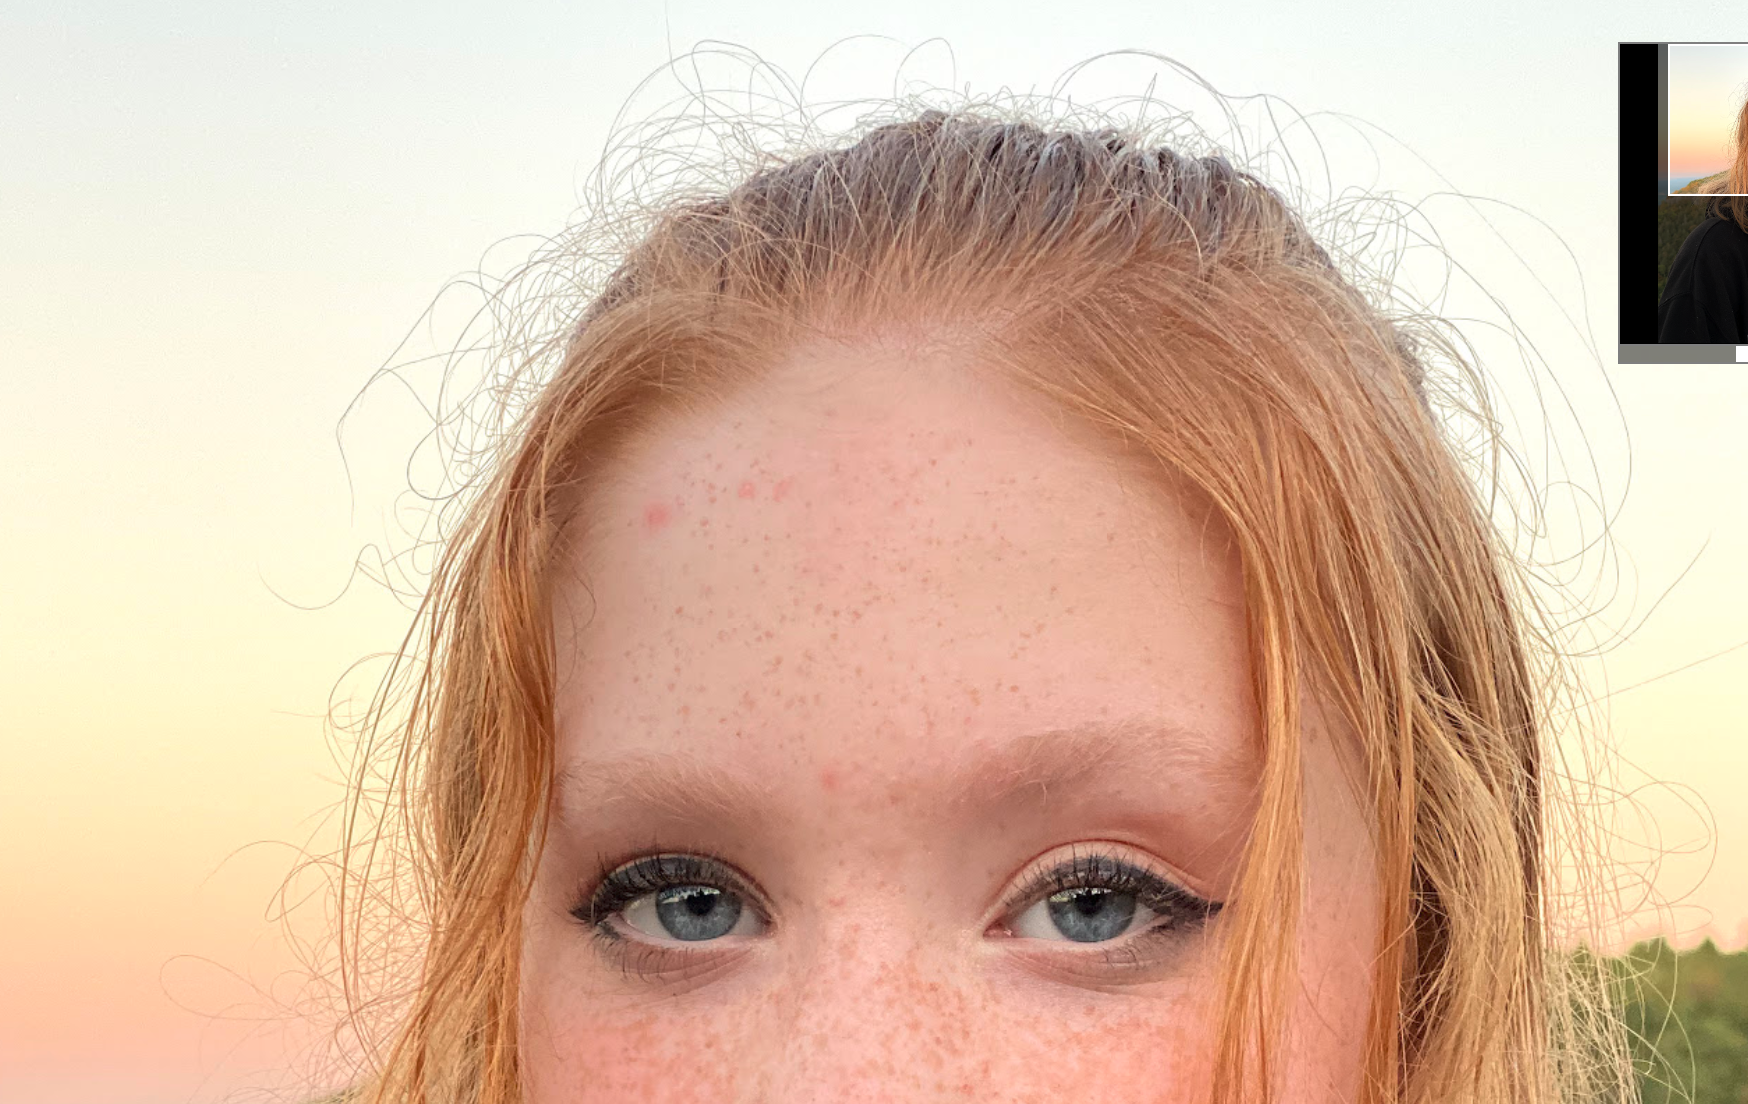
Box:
590, 924, 665, 976
588, 921, 755, 983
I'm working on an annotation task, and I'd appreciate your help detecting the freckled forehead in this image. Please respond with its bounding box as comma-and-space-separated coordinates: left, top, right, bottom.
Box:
553, 343, 1253, 782
594, 346, 1184, 561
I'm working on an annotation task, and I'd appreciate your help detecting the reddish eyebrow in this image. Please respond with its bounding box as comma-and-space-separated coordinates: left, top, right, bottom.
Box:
553, 715, 1254, 825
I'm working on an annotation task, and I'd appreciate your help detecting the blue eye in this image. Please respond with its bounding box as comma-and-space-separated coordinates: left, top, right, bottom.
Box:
626, 884, 751, 941
1033, 886, 1143, 942
1001, 848, 1220, 945
579, 853, 767, 944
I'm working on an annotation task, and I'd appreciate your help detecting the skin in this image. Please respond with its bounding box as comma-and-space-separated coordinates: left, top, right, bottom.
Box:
521, 341, 1380, 1103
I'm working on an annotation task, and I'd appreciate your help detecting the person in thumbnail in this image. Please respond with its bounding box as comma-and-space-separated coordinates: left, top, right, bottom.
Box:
1660, 100, 1748, 342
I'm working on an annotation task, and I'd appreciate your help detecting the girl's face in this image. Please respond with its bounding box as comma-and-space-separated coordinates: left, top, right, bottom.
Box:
522, 346, 1379, 1103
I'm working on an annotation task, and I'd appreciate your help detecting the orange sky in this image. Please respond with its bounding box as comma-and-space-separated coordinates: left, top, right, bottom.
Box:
1667, 42, 1748, 177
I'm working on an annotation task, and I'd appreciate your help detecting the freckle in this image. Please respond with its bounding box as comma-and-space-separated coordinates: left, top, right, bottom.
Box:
738, 480, 756, 499
667, 681, 676, 690
643, 501, 672, 530
773, 477, 792, 500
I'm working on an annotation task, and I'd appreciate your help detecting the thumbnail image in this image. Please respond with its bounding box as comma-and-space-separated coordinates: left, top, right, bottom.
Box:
1668, 42, 1748, 195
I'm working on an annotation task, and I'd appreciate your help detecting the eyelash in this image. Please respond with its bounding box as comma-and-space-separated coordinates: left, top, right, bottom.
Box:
569, 844, 1223, 980
571, 850, 768, 977
997, 845, 1223, 971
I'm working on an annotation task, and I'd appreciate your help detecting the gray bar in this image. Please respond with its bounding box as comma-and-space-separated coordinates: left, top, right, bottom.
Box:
1619, 344, 1748, 363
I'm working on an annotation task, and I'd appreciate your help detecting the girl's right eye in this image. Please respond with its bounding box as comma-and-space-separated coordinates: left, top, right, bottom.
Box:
620, 882, 762, 941
575, 852, 769, 945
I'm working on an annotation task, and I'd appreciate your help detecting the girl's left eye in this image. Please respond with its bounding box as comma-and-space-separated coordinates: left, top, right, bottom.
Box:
996, 847, 1222, 947
1008, 885, 1155, 943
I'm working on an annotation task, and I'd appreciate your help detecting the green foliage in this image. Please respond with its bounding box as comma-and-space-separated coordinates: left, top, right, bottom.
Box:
1615, 938, 1748, 1104
1659, 199, 1714, 305
1673, 171, 1729, 195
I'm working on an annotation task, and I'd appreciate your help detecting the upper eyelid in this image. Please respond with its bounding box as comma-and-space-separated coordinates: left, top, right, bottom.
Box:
585, 852, 771, 924
999, 846, 1220, 916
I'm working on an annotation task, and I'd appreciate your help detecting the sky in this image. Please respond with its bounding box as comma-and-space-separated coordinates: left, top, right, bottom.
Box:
3, 4, 1746, 1104
1668, 41, 1748, 178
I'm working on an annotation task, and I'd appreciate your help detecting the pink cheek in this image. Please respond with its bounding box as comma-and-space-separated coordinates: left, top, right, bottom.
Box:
525, 1011, 739, 1104
522, 985, 1220, 1101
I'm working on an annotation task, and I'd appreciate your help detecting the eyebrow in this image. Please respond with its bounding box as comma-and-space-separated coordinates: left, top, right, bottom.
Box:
552, 715, 1253, 825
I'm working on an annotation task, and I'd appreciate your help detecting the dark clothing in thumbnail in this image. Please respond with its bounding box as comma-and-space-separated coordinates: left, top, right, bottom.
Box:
1659, 196, 1748, 343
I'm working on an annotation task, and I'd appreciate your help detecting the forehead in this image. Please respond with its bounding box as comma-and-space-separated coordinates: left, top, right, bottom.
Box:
550, 343, 1257, 794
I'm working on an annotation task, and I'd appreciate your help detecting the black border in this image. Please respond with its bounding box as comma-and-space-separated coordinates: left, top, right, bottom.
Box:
1620, 42, 1661, 345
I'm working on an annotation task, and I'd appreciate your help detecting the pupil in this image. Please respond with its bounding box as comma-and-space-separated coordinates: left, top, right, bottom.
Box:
1046, 887, 1136, 942
655, 885, 743, 941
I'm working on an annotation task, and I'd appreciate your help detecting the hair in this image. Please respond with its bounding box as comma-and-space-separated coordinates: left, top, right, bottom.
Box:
321, 98, 1636, 1104
1698, 96, 1748, 231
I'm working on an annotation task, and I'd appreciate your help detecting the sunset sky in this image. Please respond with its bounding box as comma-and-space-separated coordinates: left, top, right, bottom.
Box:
4, 8, 1746, 1104
1668, 41, 1748, 178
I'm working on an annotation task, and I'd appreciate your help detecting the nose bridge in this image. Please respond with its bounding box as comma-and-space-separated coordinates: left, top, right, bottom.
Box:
756, 914, 977, 1101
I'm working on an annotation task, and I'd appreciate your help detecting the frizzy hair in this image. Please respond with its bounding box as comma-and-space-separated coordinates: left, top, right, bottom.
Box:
320, 95, 1635, 1104
1704, 96, 1748, 229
